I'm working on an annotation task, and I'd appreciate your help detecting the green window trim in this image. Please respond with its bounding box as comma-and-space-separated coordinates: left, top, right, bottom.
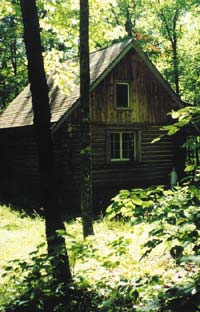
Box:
108, 130, 141, 162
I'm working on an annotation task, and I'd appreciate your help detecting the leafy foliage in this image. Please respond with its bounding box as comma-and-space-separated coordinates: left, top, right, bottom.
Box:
4, 185, 199, 311
106, 186, 164, 222
1, 244, 97, 311
106, 184, 200, 311
1, 184, 200, 312
0, 4, 27, 110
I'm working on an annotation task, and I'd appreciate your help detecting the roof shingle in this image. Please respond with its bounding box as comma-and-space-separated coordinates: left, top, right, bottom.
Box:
0, 40, 132, 129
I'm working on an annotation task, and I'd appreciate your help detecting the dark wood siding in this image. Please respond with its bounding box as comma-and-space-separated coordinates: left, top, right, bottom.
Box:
90, 123, 176, 209
91, 50, 174, 124
91, 123, 174, 187
52, 122, 176, 211
0, 127, 41, 205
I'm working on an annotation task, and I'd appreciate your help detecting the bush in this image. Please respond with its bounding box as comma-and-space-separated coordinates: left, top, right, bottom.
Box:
105, 186, 165, 222
2, 184, 200, 312
105, 184, 200, 311
1, 243, 97, 312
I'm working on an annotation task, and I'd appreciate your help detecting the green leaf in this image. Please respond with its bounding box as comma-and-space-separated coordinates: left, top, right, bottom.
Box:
180, 255, 200, 265
142, 200, 154, 208
171, 110, 180, 119
151, 137, 161, 144
131, 196, 143, 206
184, 165, 195, 172
142, 300, 161, 311
167, 125, 179, 135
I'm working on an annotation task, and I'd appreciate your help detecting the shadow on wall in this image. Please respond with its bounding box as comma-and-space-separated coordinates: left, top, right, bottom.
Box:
0, 178, 43, 217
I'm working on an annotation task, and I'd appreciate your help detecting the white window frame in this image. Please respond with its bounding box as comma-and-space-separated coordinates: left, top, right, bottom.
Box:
110, 131, 137, 162
115, 82, 130, 109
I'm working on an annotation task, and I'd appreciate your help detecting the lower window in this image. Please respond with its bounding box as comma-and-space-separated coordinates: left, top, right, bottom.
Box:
109, 131, 139, 161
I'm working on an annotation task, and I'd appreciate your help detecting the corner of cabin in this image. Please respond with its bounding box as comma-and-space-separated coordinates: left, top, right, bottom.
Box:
89, 46, 185, 208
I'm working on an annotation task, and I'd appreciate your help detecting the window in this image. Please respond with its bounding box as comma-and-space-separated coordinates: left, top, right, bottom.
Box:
115, 82, 129, 108
110, 132, 137, 161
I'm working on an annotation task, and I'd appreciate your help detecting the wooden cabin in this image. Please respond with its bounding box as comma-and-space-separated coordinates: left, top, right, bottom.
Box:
0, 39, 185, 211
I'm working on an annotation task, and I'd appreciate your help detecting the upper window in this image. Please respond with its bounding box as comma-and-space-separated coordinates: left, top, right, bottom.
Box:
115, 82, 129, 108
110, 132, 136, 161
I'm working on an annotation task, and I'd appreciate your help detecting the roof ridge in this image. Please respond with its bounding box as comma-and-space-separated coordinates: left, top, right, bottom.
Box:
89, 38, 132, 55
64, 38, 133, 62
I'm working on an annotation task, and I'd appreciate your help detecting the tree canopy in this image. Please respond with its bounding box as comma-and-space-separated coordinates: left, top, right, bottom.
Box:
0, 0, 199, 110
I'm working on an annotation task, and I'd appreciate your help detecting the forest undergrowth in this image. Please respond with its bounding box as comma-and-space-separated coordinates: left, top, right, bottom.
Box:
0, 184, 200, 311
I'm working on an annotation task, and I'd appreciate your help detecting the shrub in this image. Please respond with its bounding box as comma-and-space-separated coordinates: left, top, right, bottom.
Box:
105, 186, 165, 222
0, 243, 97, 312
105, 184, 200, 311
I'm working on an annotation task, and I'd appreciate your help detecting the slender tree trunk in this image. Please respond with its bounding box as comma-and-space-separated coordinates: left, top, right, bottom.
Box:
10, 17, 19, 96
157, 2, 180, 97
20, 0, 71, 282
110, 2, 137, 40
172, 40, 179, 96
125, 5, 133, 37
172, 9, 180, 96
10, 41, 17, 77
80, 0, 94, 238
195, 137, 199, 166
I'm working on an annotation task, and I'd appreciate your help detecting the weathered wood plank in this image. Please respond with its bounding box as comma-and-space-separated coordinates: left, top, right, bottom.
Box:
91, 51, 175, 124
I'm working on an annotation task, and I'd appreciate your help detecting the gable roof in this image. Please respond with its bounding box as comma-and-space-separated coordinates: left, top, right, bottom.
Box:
0, 39, 183, 131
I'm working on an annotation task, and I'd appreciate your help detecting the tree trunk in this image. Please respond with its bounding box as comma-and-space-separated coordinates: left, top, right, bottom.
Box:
20, 0, 71, 282
172, 13, 180, 97
125, 5, 133, 37
80, 0, 94, 238
158, 3, 180, 97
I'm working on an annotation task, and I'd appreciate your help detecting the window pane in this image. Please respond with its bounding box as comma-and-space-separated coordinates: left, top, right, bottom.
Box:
122, 133, 134, 159
111, 133, 120, 159
116, 83, 129, 107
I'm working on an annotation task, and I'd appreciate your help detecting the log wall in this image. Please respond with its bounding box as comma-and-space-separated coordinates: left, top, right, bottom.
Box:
0, 120, 178, 212
53, 121, 176, 211
91, 123, 174, 187
0, 127, 41, 206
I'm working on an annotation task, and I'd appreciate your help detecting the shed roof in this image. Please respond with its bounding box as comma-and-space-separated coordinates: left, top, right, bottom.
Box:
0, 39, 183, 130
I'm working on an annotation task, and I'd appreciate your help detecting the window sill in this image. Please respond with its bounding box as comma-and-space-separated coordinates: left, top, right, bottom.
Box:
108, 159, 140, 166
